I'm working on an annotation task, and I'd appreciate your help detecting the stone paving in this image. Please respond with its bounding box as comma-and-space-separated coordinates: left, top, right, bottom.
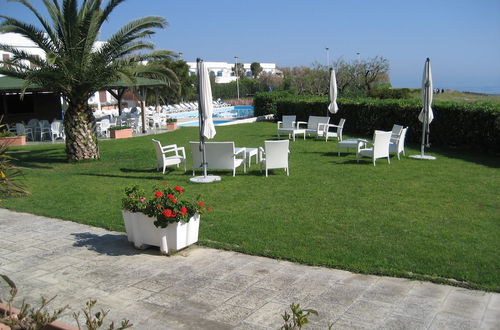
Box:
0, 209, 498, 329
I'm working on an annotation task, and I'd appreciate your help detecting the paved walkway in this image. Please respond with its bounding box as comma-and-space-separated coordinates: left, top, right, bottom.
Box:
0, 209, 498, 329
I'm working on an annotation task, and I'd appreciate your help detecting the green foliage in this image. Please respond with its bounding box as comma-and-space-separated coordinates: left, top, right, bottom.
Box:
280, 303, 319, 330
250, 62, 263, 78
122, 185, 148, 213
166, 118, 178, 123
0, 119, 29, 196
368, 88, 412, 99
254, 91, 500, 154
1, 274, 132, 330
212, 77, 266, 99
109, 126, 131, 131
0, 131, 16, 137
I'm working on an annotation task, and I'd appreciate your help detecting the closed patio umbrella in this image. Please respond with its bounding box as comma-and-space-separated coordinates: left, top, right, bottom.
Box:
328, 68, 339, 115
411, 58, 436, 160
190, 58, 220, 183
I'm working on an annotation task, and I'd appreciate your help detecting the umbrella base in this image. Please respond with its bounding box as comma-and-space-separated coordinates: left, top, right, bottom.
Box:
409, 154, 436, 160
189, 175, 222, 184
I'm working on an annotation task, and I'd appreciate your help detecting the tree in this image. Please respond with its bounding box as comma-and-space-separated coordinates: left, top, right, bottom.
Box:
0, 0, 172, 161
232, 62, 245, 78
359, 56, 390, 91
250, 62, 263, 78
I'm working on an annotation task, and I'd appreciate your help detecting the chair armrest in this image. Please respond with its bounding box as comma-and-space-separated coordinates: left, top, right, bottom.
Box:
177, 146, 186, 158
296, 121, 307, 129
277, 121, 283, 128
234, 147, 245, 157
258, 146, 265, 159
327, 124, 340, 128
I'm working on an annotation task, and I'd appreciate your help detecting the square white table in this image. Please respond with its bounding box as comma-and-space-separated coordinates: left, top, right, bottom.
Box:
279, 128, 306, 141
338, 139, 366, 156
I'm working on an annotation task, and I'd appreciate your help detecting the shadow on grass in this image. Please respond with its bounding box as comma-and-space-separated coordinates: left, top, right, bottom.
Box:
71, 232, 159, 256
120, 167, 158, 173
78, 172, 161, 180
427, 146, 500, 169
9, 148, 67, 169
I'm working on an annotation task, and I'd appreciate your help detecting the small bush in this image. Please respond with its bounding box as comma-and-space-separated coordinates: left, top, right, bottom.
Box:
368, 88, 412, 99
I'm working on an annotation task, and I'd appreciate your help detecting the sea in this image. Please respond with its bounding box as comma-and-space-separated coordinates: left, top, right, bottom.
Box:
442, 86, 500, 95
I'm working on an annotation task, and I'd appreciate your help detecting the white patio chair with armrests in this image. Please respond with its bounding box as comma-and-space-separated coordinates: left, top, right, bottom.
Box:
190, 141, 246, 177
317, 118, 346, 142
15, 123, 34, 141
259, 140, 290, 177
296, 116, 330, 138
152, 139, 186, 174
356, 130, 392, 166
277, 115, 297, 138
97, 119, 111, 138
50, 120, 65, 141
390, 124, 404, 143
389, 127, 408, 160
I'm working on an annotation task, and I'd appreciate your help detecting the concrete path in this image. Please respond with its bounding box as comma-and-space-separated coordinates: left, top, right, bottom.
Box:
0, 209, 498, 329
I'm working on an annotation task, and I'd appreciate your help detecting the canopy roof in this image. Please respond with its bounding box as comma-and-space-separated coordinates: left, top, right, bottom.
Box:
0, 76, 166, 93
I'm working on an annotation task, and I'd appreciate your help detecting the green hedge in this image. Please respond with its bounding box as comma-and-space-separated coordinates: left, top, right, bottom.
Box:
254, 92, 500, 154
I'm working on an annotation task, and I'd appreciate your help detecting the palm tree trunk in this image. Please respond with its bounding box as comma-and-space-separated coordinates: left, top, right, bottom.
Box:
64, 102, 100, 161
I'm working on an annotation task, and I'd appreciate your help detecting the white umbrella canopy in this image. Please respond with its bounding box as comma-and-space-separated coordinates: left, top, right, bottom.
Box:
199, 61, 216, 139
328, 68, 339, 114
190, 58, 220, 183
411, 58, 436, 160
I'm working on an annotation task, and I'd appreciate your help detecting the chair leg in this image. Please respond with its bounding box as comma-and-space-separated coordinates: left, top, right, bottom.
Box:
286, 167, 289, 176
265, 168, 268, 177
387, 156, 391, 164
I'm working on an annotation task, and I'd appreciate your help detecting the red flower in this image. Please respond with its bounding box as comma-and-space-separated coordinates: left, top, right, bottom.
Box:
207, 206, 212, 211
154, 191, 163, 198
167, 194, 174, 200
180, 207, 187, 216
171, 211, 177, 218
172, 199, 177, 203
198, 201, 205, 207
162, 209, 172, 217
174, 186, 183, 193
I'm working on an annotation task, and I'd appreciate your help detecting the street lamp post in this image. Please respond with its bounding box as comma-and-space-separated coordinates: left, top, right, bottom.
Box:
325, 47, 330, 67
356, 52, 360, 62
234, 56, 240, 100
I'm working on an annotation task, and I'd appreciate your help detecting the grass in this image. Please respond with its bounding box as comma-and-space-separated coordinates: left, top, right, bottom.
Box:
2, 122, 499, 291
407, 89, 500, 104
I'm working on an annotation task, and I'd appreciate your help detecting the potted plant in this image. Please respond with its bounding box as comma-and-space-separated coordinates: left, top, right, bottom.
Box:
0, 131, 25, 146
166, 118, 177, 131
122, 183, 211, 255
109, 126, 132, 139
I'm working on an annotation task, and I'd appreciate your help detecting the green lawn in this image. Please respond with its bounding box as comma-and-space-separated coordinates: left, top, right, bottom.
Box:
2, 122, 499, 291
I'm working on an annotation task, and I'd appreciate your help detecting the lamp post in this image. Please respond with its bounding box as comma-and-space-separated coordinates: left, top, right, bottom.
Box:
356, 52, 360, 62
234, 56, 240, 100
325, 47, 330, 67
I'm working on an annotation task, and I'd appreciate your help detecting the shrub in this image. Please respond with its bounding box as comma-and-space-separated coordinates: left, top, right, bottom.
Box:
368, 88, 412, 99
254, 92, 500, 154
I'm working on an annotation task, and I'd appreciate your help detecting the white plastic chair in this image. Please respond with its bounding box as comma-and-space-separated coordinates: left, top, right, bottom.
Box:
356, 130, 392, 166
27, 119, 39, 140
277, 115, 297, 138
317, 118, 346, 142
15, 123, 34, 141
190, 141, 246, 176
50, 120, 65, 141
39, 120, 51, 141
259, 140, 290, 177
97, 119, 111, 138
389, 127, 408, 160
151, 139, 186, 174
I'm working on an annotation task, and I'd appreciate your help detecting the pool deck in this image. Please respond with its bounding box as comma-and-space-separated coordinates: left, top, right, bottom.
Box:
0, 208, 498, 329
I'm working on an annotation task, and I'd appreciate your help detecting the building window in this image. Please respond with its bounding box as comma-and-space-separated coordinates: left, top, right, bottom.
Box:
217, 71, 222, 77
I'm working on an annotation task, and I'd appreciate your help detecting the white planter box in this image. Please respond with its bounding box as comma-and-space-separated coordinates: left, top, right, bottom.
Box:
122, 211, 200, 255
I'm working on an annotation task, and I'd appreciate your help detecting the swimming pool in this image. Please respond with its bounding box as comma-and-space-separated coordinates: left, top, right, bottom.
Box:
168, 105, 254, 120
178, 119, 232, 127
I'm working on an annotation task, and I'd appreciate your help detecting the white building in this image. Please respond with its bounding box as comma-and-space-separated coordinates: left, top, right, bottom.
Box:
186, 61, 278, 83
0, 33, 119, 111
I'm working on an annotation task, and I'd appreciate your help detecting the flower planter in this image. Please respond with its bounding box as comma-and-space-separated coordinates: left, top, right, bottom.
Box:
166, 123, 177, 131
110, 128, 133, 139
122, 212, 200, 255
0, 136, 26, 146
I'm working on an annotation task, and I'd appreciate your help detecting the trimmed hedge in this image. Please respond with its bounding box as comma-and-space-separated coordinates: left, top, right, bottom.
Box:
254, 92, 500, 154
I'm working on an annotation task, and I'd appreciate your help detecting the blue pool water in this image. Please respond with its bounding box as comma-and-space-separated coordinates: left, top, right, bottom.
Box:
178, 119, 232, 127
168, 105, 254, 120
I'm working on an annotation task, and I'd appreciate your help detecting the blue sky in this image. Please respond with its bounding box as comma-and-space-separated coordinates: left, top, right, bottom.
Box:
2, 0, 500, 92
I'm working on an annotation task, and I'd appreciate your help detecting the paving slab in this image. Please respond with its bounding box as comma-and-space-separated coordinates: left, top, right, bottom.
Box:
0, 208, 498, 329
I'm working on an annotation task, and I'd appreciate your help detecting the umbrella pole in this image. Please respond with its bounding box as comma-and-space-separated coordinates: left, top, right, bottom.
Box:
421, 87, 427, 157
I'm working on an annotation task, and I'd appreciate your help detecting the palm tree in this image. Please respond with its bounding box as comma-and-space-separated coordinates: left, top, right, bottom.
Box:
0, 0, 172, 161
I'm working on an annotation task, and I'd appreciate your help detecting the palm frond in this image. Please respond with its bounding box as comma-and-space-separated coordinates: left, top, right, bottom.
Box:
0, 17, 55, 53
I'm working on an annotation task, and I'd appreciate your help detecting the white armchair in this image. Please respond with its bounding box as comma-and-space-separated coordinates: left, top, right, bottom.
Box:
50, 120, 65, 141
317, 118, 346, 142
356, 130, 392, 166
259, 140, 290, 177
390, 124, 404, 143
152, 139, 186, 174
389, 127, 408, 160
15, 123, 34, 141
277, 115, 296, 138
190, 141, 246, 176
